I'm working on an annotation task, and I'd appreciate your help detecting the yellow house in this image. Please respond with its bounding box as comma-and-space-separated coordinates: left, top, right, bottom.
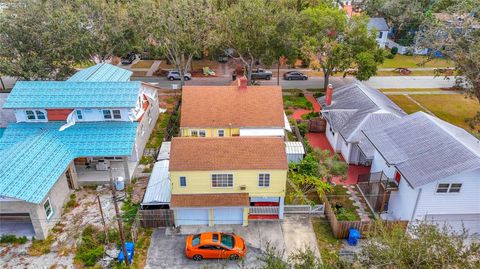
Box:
179, 85, 290, 137
169, 137, 288, 226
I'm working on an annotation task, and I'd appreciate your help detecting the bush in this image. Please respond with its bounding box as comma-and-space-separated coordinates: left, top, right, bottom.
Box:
285, 109, 293, 116
75, 245, 105, 267
390, 46, 398, 55
0, 234, 28, 244
301, 112, 318, 120
74, 225, 108, 267
335, 207, 358, 221
297, 122, 308, 136
385, 53, 395, 59
139, 155, 153, 165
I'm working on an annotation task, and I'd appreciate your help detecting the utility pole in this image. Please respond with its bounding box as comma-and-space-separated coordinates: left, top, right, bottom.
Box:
109, 168, 130, 266
96, 195, 108, 242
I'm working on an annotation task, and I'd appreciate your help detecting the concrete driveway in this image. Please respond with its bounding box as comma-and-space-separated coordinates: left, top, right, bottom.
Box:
145, 215, 320, 269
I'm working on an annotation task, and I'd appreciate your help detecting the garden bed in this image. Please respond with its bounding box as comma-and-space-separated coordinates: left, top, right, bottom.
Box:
325, 185, 360, 221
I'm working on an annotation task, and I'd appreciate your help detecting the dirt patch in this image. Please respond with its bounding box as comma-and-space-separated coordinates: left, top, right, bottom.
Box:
0, 188, 119, 268
131, 177, 149, 204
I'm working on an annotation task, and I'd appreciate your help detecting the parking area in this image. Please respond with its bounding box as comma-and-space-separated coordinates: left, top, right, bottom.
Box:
145, 215, 320, 269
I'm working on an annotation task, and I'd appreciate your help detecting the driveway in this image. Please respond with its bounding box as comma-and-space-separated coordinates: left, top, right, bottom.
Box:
145, 215, 320, 269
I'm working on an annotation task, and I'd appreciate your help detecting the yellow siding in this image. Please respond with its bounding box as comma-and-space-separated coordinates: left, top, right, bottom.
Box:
180, 127, 240, 137
171, 170, 287, 197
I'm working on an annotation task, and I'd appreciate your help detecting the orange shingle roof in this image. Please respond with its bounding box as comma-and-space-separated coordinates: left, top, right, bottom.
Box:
169, 137, 288, 171
180, 85, 284, 128
170, 193, 250, 207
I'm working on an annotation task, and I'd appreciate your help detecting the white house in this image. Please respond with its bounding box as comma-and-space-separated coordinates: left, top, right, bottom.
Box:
317, 82, 405, 165
368, 17, 389, 48
363, 112, 480, 236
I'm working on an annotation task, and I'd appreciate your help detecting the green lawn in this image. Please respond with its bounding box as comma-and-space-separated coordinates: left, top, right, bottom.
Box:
131, 60, 155, 69
283, 95, 313, 110
380, 88, 450, 93
388, 94, 480, 131
380, 54, 453, 69
411, 94, 480, 130
326, 185, 360, 221
311, 217, 342, 264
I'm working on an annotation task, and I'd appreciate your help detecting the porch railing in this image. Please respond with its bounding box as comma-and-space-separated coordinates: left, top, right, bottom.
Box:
358, 171, 398, 191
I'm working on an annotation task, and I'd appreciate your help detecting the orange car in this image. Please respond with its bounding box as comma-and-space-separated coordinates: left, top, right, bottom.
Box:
185, 232, 247, 261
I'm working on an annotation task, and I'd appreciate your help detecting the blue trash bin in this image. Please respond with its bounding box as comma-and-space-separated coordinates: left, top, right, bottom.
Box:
348, 228, 360, 246
118, 242, 135, 263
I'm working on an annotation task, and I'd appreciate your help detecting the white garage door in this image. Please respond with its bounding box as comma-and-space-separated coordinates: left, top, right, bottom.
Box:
175, 208, 209, 226
426, 214, 480, 236
213, 208, 244, 225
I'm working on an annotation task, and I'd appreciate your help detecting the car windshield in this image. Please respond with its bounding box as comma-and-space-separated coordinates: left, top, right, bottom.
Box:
192, 234, 201, 246
220, 234, 235, 249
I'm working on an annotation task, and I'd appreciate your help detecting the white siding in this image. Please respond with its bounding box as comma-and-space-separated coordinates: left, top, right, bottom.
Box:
414, 169, 480, 219
340, 138, 350, 162
386, 176, 418, 220
371, 150, 396, 176
77, 108, 131, 122
325, 121, 340, 152
239, 128, 284, 137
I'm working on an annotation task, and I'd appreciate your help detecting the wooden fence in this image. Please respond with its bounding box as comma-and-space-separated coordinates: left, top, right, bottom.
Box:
323, 198, 408, 239
138, 209, 175, 228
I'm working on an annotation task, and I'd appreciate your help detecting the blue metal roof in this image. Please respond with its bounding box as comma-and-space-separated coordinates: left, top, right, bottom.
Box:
3, 81, 141, 109
0, 131, 73, 204
67, 63, 133, 82
0, 122, 138, 157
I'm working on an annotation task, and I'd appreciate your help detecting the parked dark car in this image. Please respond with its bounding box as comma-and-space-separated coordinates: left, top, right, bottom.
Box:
283, 71, 308, 80
121, 52, 136, 65
167, 70, 192, 81
251, 68, 272, 80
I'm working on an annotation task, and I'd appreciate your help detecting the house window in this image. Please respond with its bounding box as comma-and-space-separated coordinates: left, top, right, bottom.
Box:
217, 129, 225, 137
190, 129, 206, 137
179, 176, 187, 187
379, 31, 383, 39
436, 183, 462, 193
25, 110, 46, 120
103, 110, 112, 119
76, 110, 84, 120
103, 109, 122, 120
258, 173, 270, 187
212, 174, 233, 188
43, 198, 53, 220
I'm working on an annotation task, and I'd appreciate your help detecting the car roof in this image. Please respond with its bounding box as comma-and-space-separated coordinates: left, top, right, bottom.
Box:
197, 232, 235, 245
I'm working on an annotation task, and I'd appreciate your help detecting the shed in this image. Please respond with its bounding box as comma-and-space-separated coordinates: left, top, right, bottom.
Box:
285, 141, 305, 164
141, 160, 171, 209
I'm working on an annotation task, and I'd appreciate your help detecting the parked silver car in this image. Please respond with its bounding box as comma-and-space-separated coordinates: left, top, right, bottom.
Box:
167, 70, 192, 81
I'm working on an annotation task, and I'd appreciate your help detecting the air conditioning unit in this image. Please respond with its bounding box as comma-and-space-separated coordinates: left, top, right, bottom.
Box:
95, 159, 110, 171
239, 185, 247, 191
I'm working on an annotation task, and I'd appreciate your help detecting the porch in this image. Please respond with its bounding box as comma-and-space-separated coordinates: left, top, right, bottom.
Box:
356, 171, 399, 213
74, 157, 137, 185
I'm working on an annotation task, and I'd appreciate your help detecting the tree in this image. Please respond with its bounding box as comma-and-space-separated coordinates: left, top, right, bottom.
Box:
136, 0, 213, 87
0, 0, 93, 80
361, 0, 428, 45
359, 221, 480, 268
299, 6, 383, 89
215, 0, 295, 83
288, 149, 346, 204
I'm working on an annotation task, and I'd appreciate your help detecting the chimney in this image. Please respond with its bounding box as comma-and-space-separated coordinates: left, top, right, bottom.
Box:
237, 76, 248, 90
325, 84, 333, 106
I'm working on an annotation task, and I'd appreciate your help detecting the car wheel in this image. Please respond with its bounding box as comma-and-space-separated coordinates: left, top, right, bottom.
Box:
229, 254, 239, 260
288, 77, 292, 81
266, 76, 271, 80
303, 77, 307, 80
168, 77, 174, 81
193, 254, 203, 261
184, 76, 190, 81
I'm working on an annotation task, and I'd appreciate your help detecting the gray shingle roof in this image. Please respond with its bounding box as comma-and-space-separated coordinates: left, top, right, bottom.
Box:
318, 82, 406, 143
368, 17, 389, 32
363, 112, 480, 188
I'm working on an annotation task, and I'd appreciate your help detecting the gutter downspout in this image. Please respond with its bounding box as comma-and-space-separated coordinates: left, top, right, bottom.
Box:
410, 188, 422, 222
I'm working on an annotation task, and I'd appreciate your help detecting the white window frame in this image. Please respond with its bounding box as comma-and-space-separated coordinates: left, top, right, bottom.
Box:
102, 109, 122, 120
25, 109, 47, 121
43, 198, 53, 220
258, 173, 270, 187
75, 110, 84, 120
179, 176, 187, 187
217, 129, 225, 137
436, 183, 462, 194
211, 173, 234, 188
